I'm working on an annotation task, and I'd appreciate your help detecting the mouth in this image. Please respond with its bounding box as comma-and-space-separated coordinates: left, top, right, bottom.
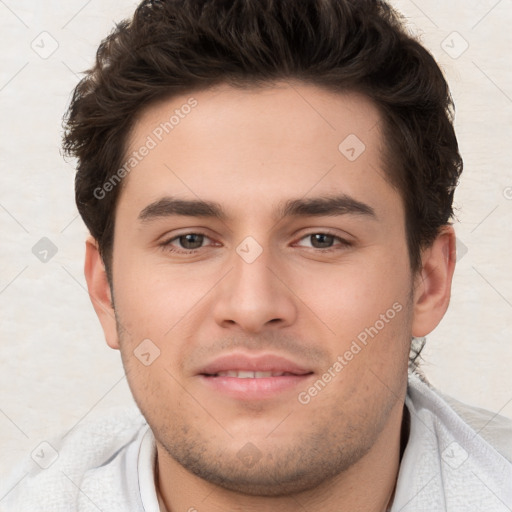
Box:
205, 370, 309, 378
197, 354, 314, 400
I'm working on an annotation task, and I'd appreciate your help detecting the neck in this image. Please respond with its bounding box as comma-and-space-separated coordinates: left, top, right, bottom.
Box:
156, 401, 407, 512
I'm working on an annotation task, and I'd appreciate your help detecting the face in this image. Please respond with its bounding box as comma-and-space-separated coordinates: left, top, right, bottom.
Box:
93, 83, 433, 496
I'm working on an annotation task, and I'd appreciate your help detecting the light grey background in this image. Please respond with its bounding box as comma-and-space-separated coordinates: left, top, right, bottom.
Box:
1, 0, 511, 484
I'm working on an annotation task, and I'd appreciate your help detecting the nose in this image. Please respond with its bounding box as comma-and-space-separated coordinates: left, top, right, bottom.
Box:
211, 245, 298, 334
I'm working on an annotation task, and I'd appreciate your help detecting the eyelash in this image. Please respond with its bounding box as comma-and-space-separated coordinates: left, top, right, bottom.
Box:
295, 232, 352, 252
159, 231, 352, 254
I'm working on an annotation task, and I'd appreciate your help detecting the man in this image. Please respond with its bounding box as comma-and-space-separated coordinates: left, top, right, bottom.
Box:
1, 0, 511, 510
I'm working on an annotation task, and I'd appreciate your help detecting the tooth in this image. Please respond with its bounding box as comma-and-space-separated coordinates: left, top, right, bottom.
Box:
237, 371, 255, 378
212, 370, 292, 378
216, 371, 238, 377
254, 371, 273, 378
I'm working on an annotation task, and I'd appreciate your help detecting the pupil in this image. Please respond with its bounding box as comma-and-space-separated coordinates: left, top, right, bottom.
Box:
311, 234, 334, 248
180, 234, 204, 249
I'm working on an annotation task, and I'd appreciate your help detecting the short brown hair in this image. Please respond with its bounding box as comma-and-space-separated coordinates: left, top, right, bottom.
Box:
63, 0, 463, 280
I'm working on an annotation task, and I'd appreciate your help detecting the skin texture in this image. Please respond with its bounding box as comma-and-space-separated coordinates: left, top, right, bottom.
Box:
85, 82, 456, 511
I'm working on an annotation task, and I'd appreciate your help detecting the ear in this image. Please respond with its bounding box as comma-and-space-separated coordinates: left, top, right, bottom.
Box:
84, 236, 120, 350
411, 225, 456, 337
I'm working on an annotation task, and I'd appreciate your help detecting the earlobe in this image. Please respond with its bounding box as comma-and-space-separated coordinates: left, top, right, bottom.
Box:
84, 236, 120, 350
411, 226, 456, 337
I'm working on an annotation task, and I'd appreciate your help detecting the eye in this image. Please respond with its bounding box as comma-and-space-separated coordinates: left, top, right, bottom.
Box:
162, 232, 213, 252
295, 233, 351, 250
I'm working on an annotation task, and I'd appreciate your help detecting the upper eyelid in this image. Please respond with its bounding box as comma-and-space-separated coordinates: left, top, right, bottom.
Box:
292, 227, 351, 241
164, 232, 214, 246
293, 233, 351, 246
161, 229, 213, 242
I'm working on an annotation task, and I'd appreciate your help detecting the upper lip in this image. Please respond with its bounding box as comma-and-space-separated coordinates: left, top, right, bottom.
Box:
197, 353, 313, 376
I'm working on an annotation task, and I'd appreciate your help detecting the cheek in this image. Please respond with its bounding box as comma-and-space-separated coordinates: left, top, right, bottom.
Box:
294, 254, 411, 337
292, 252, 413, 391
112, 254, 210, 339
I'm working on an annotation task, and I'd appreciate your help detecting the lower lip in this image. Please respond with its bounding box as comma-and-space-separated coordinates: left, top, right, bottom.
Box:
199, 374, 313, 400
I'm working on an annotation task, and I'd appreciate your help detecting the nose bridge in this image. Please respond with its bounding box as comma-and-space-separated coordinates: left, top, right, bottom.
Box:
212, 238, 296, 332
230, 239, 278, 305
232, 245, 273, 295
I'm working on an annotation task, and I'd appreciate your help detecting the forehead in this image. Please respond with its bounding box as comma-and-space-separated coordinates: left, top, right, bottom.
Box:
119, 82, 398, 220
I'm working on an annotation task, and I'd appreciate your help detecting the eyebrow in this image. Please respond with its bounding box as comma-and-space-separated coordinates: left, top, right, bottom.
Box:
278, 195, 376, 219
137, 194, 376, 222
138, 197, 226, 222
